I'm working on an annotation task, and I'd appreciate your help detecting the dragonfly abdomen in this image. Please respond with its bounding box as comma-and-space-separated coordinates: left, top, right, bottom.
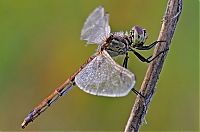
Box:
21, 55, 97, 128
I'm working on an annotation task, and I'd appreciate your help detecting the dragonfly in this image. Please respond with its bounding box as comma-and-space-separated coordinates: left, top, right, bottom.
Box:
21, 6, 166, 129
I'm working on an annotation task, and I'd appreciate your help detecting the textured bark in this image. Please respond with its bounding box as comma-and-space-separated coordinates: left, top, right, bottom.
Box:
124, 0, 182, 131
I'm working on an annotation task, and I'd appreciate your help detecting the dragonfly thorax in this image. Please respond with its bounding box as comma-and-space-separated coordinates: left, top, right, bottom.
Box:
105, 32, 131, 57
104, 26, 148, 57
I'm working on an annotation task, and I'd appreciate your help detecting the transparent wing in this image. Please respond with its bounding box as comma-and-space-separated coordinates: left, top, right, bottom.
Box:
75, 51, 135, 97
81, 6, 111, 44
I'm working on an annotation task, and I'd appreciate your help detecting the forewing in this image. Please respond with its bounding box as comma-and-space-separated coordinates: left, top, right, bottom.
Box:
75, 51, 135, 97
81, 6, 111, 44
81, 6, 104, 33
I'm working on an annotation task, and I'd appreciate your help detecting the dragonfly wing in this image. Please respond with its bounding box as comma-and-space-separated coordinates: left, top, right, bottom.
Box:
81, 6, 111, 44
75, 51, 135, 97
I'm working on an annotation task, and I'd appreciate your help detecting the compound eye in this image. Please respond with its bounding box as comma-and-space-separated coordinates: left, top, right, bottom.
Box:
143, 29, 148, 39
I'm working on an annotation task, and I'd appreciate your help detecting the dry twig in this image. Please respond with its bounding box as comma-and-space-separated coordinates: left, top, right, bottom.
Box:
124, 0, 182, 131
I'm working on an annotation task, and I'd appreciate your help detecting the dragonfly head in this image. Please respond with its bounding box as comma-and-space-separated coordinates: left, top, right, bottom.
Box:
130, 26, 148, 46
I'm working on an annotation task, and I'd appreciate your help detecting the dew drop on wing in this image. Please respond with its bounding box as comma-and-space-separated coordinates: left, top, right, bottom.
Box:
75, 51, 135, 97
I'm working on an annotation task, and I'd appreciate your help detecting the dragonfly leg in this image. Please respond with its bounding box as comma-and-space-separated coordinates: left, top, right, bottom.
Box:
129, 48, 168, 63
122, 52, 129, 68
135, 41, 166, 50
131, 88, 145, 98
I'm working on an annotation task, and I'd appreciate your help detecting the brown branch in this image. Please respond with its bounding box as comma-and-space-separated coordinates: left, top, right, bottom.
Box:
124, 0, 182, 132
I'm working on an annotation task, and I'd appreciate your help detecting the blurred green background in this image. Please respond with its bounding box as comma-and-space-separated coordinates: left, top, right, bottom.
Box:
0, 0, 198, 131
